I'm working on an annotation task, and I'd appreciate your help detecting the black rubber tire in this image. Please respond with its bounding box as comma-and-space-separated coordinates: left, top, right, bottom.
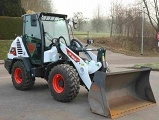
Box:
11, 61, 35, 90
48, 64, 80, 102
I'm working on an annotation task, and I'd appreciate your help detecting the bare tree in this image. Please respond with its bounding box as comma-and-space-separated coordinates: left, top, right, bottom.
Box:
73, 12, 87, 31
109, 2, 144, 38
21, 0, 55, 13
143, 0, 159, 32
91, 5, 105, 33
110, 2, 115, 37
127, 6, 142, 38
113, 3, 126, 36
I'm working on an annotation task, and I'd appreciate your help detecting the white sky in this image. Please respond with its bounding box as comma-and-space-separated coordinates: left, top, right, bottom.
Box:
53, 0, 136, 19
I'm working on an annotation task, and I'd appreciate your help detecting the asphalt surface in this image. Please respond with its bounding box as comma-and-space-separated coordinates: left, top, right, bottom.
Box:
0, 51, 159, 120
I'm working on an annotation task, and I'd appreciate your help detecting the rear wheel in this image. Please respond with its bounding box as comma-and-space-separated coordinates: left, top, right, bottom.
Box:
48, 64, 80, 102
11, 61, 35, 90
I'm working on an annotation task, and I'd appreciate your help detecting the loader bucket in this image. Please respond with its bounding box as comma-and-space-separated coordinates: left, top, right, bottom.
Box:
88, 68, 156, 119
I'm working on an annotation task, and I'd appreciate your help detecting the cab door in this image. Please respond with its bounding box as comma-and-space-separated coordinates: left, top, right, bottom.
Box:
23, 14, 43, 64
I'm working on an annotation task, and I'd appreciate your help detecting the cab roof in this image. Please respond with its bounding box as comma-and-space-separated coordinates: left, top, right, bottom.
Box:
22, 12, 67, 19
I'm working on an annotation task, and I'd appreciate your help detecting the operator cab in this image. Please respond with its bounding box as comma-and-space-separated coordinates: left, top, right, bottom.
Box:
22, 12, 71, 64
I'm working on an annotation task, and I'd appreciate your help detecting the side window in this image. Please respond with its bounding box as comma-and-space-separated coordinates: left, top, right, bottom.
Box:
24, 15, 41, 39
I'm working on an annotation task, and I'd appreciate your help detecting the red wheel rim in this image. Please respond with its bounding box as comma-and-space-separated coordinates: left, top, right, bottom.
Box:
52, 74, 64, 93
14, 68, 22, 84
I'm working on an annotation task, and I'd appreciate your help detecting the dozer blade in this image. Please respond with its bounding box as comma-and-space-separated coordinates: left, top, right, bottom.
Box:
88, 68, 156, 119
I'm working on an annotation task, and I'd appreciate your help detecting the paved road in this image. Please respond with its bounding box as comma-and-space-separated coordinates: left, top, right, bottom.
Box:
0, 51, 159, 120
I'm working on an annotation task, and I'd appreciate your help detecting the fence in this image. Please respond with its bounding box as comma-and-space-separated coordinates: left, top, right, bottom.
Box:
70, 31, 89, 39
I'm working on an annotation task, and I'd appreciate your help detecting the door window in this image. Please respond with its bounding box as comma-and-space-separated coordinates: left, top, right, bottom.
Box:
24, 15, 42, 64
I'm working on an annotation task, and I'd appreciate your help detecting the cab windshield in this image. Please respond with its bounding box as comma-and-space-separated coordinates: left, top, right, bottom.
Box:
41, 16, 70, 47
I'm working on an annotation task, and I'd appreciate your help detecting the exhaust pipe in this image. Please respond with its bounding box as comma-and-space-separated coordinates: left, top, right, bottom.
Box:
88, 68, 156, 119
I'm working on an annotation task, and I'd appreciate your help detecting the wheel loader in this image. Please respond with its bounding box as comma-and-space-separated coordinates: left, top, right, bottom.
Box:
4, 12, 156, 119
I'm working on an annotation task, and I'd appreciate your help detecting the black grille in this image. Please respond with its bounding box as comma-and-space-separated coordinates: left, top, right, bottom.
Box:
16, 39, 23, 54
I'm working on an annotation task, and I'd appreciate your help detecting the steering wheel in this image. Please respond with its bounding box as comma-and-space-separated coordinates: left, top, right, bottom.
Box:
48, 36, 67, 48
48, 38, 58, 48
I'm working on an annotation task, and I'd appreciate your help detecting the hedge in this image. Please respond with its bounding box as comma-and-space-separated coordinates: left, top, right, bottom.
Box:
0, 16, 23, 40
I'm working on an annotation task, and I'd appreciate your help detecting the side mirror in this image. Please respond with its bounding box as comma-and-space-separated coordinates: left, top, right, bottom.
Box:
66, 19, 70, 24
87, 39, 94, 45
72, 19, 77, 29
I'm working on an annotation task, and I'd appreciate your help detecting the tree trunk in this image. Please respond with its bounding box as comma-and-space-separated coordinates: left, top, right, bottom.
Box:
110, 16, 113, 37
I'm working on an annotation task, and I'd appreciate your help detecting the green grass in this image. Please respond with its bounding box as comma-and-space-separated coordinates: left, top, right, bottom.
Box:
134, 62, 159, 70
73, 31, 109, 39
0, 40, 13, 60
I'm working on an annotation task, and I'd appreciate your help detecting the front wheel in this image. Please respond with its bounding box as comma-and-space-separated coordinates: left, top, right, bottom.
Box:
48, 64, 80, 102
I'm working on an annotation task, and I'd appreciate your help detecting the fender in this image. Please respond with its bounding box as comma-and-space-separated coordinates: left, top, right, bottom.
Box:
5, 57, 33, 77
44, 60, 65, 81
